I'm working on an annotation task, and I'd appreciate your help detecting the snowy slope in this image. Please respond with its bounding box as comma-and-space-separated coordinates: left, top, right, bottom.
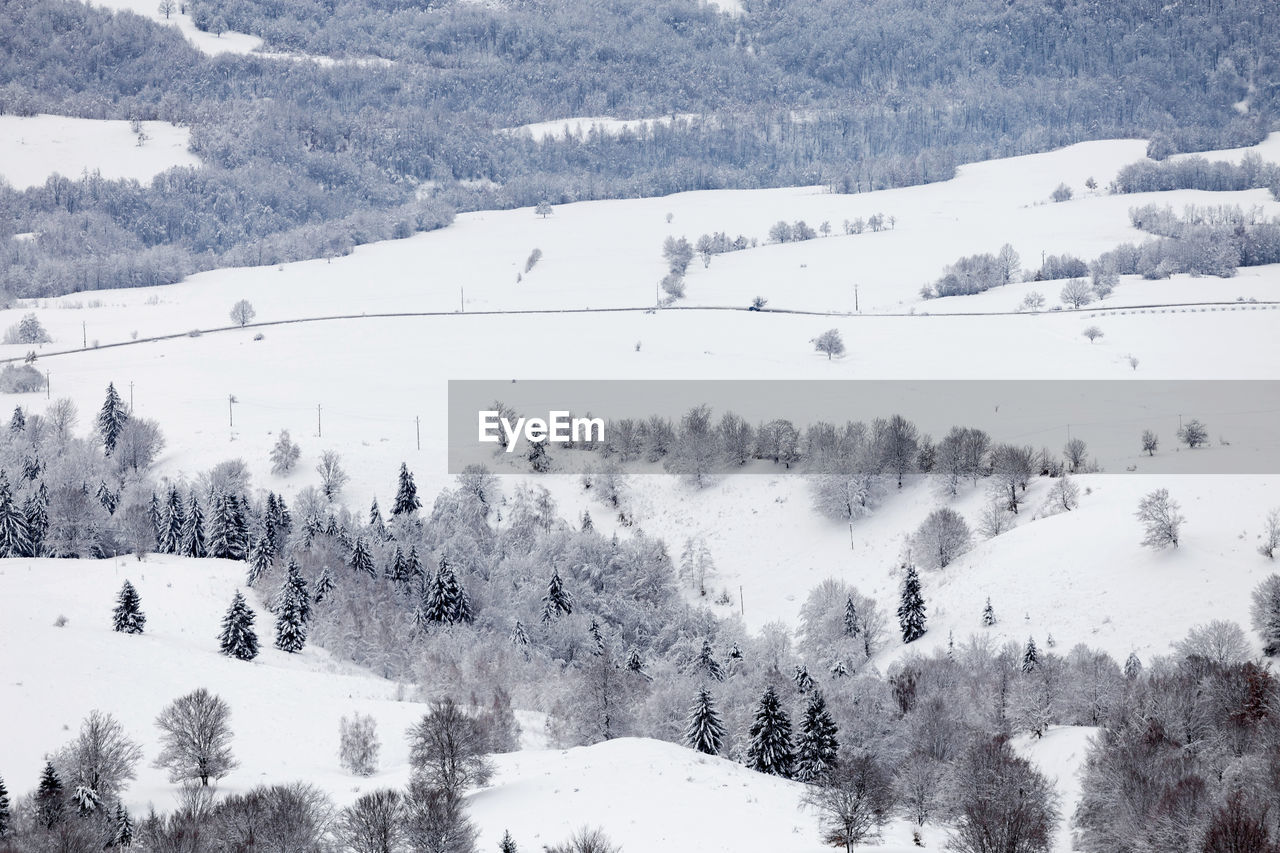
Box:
0, 556, 425, 811
0, 115, 199, 190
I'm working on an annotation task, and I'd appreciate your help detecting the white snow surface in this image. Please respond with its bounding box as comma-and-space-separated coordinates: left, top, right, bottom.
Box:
0, 115, 199, 190
1, 135, 1279, 850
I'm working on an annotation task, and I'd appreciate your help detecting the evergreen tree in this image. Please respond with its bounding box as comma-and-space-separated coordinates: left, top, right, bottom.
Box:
0, 473, 30, 558
510, 620, 530, 651
0, 774, 10, 838
218, 590, 259, 661
1124, 652, 1142, 680
1022, 637, 1039, 673
36, 760, 63, 829
149, 492, 163, 550
313, 566, 334, 604
625, 648, 645, 674
349, 536, 375, 577
982, 597, 996, 626
97, 480, 119, 515
246, 533, 272, 587
499, 830, 518, 853
392, 463, 421, 516
74, 785, 100, 816
829, 659, 848, 678
386, 545, 408, 585
112, 802, 134, 847
581, 510, 593, 531
368, 498, 387, 540
158, 487, 184, 554
274, 564, 309, 654
207, 492, 248, 560
23, 482, 48, 557
794, 691, 840, 782
97, 382, 130, 455
424, 558, 470, 624
746, 686, 794, 778
406, 546, 424, 584
180, 492, 206, 558
685, 688, 725, 756
9, 406, 24, 434
897, 564, 927, 643
793, 665, 815, 694
541, 568, 573, 621
843, 595, 860, 637
697, 638, 725, 681
113, 580, 146, 634
589, 618, 605, 655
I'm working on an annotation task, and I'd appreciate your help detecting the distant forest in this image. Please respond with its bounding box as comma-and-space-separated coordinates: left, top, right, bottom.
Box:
0, 0, 1278, 296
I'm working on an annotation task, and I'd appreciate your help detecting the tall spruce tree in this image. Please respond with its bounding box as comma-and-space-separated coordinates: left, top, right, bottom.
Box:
349, 536, 375, 577
387, 546, 409, 587
159, 487, 184, 554
843, 595, 860, 637
0, 472, 30, 558
149, 492, 163, 550
499, 831, 517, 853
746, 686, 794, 778
0, 773, 10, 838
274, 564, 309, 653
246, 533, 272, 587
218, 591, 259, 661
541, 568, 573, 622
697, 639, 725, 682
685, 688, 726, 756
982, 597, 996, 626
1124, 652, 1142, 679
406, 546, 423, 584
97, 382, 129, 455
1022, 637, 1039, 673
897, 564, 927, 643
424, 558, 470, 624
313, 566, 334, 604
113, 580, 146, 634
794, 691, 840, 782
9, 406, 24, 434
97, 480, 119, 516
392, 463, 421, 516
112, 803, 134, 847
368, 498, 386, 540
23, 482, 48, 557
36, 760, 63, 829
180, 492, 206, 558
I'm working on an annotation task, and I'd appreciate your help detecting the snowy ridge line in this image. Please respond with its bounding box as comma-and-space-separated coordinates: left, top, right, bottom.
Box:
4, 299, 1278, 366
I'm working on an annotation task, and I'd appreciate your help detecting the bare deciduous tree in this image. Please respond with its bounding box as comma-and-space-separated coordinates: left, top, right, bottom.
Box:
316, 450, 349, 501
229, 299, 256, 327
154, 688, 238, 786
406, 698, 493, 796
1060, 278, 1094, 308
1136, 488, 1184, 549
814, 328, 845, 360
338, 789, 403, 853
270, 429, 301, 476
913, 507, 972, 569
804, 752, 895, 852
339, 714, 380, 777
56, 710, 143, 807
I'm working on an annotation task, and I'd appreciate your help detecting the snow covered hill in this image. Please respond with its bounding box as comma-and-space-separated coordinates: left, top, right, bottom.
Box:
2, 133, 1279, 850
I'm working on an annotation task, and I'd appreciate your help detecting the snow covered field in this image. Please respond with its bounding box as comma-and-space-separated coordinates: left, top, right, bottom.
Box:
0, 114, 198, 190
2, 132, 1279, 850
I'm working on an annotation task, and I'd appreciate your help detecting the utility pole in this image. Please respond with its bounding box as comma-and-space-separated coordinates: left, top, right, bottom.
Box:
45, 371, 50, 399
739, 584, 744, 616
317, 403, 322, 438
460, 287, 464, 312
129, 381, 134, 413
415, 416, 421, 451
82, 321, 87, 348
228, 394, 236, 428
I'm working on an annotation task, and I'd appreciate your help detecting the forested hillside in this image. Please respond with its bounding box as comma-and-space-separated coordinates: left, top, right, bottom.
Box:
1, 0, 1278, 297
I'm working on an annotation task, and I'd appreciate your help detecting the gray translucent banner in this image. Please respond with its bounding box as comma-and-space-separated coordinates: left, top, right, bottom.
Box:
447, 380, 1280, 475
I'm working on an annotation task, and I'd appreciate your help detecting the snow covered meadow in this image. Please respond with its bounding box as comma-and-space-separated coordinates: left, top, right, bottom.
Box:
1, 122, 1279, 852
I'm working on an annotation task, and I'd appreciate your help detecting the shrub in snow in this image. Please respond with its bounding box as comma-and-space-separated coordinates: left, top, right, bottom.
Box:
0, 364, 45, 393
339, 713, 380, 776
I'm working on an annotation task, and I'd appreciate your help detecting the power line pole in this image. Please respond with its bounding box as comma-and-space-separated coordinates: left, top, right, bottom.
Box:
415, 416, 420, 451
317, 403, 322, 438
854, 283, 859, 313
129, 381, 134, 413
82, 321, 86, 348
228, 394, 235, 428
45, 371, 50, 399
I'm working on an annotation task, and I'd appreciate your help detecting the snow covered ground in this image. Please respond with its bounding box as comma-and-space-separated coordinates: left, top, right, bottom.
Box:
88, 0, 264, 55
3, 133, 1279, 849
0, 114, 199, 190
